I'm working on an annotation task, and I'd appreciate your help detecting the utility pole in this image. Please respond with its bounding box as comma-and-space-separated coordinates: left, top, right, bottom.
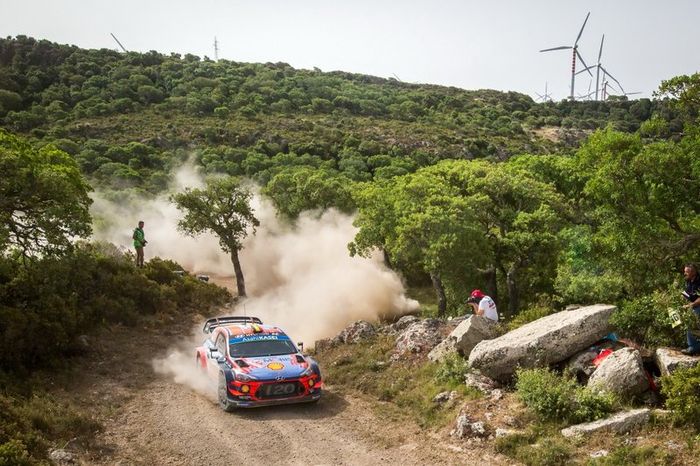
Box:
110, 33, 128, 53
214, 37, 219, 61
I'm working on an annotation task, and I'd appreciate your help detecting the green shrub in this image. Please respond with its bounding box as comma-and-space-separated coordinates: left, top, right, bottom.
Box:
0, 439, 31, 466
516, 368, 615, 424
0, 245, 229, 372
434, 352, 468, 386
507, 305, 554, 331
589, 445, 676, 465
495, 432, 572, 466
661, 364, 700, 430
610, 287, 689, 348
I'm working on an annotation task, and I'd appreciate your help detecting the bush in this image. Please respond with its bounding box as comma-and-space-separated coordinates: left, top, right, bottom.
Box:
610, 286, 689, 348
495, 432, 572, 466
516, 368, 615, 424
661, 363, 700, 430
507, 305, 554, 331
0, 245, 230, 372
434, 352, 468, 386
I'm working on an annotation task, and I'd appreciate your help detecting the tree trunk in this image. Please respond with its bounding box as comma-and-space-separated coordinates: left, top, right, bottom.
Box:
506, 266, 518, 319
382, 247, 393, 270
230, 249, 247, 298
430, 272, 447, 317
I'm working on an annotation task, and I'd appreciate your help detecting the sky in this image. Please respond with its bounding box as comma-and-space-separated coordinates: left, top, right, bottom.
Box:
1, 0, 698, 100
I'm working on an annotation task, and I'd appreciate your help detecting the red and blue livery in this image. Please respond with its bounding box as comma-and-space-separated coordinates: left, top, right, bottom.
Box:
195, 316, 323, 410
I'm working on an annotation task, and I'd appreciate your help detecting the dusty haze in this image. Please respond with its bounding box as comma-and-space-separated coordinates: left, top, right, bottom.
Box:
92, 163, 419, 347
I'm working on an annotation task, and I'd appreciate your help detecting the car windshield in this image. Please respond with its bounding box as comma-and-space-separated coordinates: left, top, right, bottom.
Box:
229, 339, 297, 358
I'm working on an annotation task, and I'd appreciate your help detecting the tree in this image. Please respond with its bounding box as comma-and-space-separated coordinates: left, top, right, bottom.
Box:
171, 177, 259, 297
263, 167, 355, 219
575, 128, 700, 292
0, 130, 92, 258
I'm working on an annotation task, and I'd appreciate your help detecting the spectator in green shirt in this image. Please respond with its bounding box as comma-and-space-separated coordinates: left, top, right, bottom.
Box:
133, 221, 147, 267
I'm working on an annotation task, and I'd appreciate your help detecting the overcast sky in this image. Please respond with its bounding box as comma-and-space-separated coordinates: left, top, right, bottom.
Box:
2, 0, 698, 100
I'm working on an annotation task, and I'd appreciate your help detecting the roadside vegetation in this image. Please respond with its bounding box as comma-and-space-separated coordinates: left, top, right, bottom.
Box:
2, 35, 700, 463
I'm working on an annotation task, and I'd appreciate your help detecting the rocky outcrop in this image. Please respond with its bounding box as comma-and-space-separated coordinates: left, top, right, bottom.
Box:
452, 414, 489, 439
468, 304, 616, 381
587, 348, 649, 397
394, 319, 444, 355
383, 315, 420, 335
336, 320, 376, 344
428, 316, 497, 362
561, 409, 651, 437
315, 320, 376, 350
654, 347, 700, 376
463, 371, 500, 395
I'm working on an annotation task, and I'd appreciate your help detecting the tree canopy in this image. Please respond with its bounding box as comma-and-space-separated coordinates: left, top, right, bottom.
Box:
0, 129, 92, 258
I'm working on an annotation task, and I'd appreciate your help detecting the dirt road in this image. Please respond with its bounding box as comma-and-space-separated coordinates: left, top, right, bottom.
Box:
59, 315, 502, 465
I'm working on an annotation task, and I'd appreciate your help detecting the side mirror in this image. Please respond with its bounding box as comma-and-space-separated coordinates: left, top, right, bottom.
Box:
297, 342, 304, 352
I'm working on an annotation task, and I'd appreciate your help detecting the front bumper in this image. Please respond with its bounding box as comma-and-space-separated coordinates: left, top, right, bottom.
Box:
225, 390, 322, 408
226, 376, 323, 408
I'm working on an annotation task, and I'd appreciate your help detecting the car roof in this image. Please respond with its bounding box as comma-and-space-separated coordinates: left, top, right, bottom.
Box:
220, 323, 286, 338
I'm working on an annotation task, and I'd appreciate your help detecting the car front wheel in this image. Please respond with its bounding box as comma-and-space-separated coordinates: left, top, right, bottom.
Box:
218, 372, 236, 412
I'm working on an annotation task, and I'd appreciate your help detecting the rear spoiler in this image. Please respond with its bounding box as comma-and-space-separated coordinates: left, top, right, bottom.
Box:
203, 316, 263, 334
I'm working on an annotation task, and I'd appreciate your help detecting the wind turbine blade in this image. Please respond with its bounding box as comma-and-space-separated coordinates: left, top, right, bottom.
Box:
601, 66, 625, 94
574, 12, 591, 46
540, 46, 572, 52
597, 34, 605, 63
576, 51, 594, 77
575, 65, 595, 76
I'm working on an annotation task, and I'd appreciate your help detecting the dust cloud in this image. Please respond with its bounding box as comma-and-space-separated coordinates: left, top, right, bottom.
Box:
152, 339, 217, 400
92, 162, 418, 348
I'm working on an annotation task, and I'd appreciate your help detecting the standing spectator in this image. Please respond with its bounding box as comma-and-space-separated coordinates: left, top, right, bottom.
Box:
133, 221, 147, 267
681, 263, 700, 355
467, 289, 499, 322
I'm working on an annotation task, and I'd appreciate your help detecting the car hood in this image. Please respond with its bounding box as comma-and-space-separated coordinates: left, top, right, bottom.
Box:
235, 354, 308, 380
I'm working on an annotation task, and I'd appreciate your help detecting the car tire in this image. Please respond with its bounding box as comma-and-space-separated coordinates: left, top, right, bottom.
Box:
218, 372, 236, 412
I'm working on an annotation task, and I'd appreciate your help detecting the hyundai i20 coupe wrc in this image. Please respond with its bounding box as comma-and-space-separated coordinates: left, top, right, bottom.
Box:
195, 316, 323, 411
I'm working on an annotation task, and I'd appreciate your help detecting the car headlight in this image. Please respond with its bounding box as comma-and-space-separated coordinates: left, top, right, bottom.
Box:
234, 372, 255, 382
301, 366, 314, 377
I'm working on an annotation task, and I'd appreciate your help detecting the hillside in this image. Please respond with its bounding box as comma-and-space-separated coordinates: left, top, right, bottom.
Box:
0, 36, 663, 194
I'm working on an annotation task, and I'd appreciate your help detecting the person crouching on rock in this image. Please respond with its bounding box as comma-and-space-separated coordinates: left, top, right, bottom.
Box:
467, 289, 499, 322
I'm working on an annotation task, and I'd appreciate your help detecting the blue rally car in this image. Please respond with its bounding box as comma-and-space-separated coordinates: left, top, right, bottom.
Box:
195, 316, 323, 411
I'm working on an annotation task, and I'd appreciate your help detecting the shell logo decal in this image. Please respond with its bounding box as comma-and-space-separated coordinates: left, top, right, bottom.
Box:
267, 362, 284, 370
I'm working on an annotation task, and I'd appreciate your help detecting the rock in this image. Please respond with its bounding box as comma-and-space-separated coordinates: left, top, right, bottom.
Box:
495, 428, 518, 438
561, 408, 651, 438
428, 316, 497, 362
654, 347, 700, 376
452, 414, 489, 439
427, 337, 458, 362
49, 449, 76, 465
566, 348, 598, 381
313, 337, 335, 352
489, 389, 504, 401
77, 335, 90, 351
336, 320, 376, 344
468, 304, 616, 381
588, 348, 649, 397
590, 450, 609, 459
464, 372, 500, 394
384, 315, 420, 334
453, 316, 498, 358
394, 319, 444, 355
433, 391, 451, 403
433, 390, 459, 404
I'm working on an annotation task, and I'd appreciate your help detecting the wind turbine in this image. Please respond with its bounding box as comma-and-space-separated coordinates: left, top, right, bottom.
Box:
540, 12, 594, 100
535, 82, 552, 102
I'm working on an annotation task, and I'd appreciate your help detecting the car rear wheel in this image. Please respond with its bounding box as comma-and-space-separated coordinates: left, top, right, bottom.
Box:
218, 372, 236, 412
